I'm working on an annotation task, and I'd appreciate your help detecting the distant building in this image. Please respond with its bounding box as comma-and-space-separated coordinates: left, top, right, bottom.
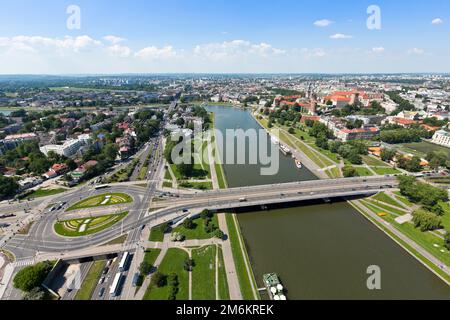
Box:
432, 130, 450, 148
40, 139, 83, 158
334, 127, 380, 142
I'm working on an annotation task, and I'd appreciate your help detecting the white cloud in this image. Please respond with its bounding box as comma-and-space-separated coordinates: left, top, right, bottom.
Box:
106, 44, 132, 58
314, 19, 333, 27
194, 40, 285, 61
135, 46, 177, 60
330, 33, 353, 40
103, 35, 126, 44
408, 48, 425, 55
372, 47, 385, 53
0, 35, 101, 53
431, 18, 443, 25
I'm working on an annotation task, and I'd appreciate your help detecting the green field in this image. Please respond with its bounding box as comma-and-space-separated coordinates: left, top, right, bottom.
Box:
143, 248, 189, 300
173, 215, 219, 240
362, 155, 388, 167
352, 201, 450, 283
67, 193, 133, 211
354, 167, 373, 177
373, 192, 405, 208
163, 181, 173, 188
372, 167, 402, 175
74, 260, 107, 300
225, 214, 258, 300
149, 224, 167, 242
361, 200, 450, 267
217, 246, 230, 300
403, 141, 450, 159
179, 181, 213, 190
365, 199, 408, 216
54, 212, 128, 237
26, 188, 67, 199
192, 245, 217, 300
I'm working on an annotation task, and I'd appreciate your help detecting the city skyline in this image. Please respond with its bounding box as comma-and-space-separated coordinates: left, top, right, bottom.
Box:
0, 0, 449, 74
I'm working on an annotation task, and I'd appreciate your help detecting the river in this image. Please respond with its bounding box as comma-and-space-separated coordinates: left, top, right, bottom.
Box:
207, 105, 450, 300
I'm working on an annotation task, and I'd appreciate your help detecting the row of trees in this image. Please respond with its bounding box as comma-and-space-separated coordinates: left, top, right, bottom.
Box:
380, 127, 432, 144
399, 176, 448, 232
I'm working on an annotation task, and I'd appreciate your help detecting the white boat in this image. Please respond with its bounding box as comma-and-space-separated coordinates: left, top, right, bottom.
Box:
279, 144, 291, 155
295, 159, 303, 169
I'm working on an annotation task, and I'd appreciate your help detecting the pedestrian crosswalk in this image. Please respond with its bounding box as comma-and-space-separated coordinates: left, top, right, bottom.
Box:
12, 259, 34, 268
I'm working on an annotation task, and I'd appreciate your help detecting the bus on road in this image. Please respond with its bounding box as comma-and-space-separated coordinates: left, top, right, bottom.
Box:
118, 252, 130, 272
109, 273, 123, 297
94, 184, 110, 190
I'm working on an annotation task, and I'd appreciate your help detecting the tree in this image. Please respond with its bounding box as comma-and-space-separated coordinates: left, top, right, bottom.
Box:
139, 261, 153, 276
214, 229, 225, 239
380, 149, 396, 162
151, 272, 167, 288
315, 134, 329, 150
183, 218, 195, 230
342, 166, 359, 178
288, 127, 295, 134
200, 209, 212, 219
22, 287, 46, 300
0, 175, 19, 199
445, 232, 450, 251
13, 261, 53, 292
184, 258, 195, 272
412, 209, 443, 232
159, 222, 171, 234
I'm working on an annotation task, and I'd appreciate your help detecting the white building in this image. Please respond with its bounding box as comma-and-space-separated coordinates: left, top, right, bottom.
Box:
431, 130, 450, 148
40, 139, 83, 157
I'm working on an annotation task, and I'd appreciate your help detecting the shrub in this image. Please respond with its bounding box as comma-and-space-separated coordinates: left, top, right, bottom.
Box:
13, 261, 53, 292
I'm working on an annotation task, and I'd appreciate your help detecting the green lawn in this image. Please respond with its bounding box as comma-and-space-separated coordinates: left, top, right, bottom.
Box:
173, 215, 219, 240
192, 245, 216, 300
353, 201, 450, 283
67, 193, 133, 211
403, 141, 450, 159
143, 248, 189, 300
437, 202, 450, 232
354, 167, 374, 177
372, 167, 402, 175
54, 212, 128, 237
26, 188, 67, 199
365, 199, 408, 216
217, 246, 230, 300
225, 214, 258, 300
393, 191, 415, 207
361, 201, 450, 267
74, 260, 107, 300
362, 155, 388, 167
163, 181, 173, 188
179, 181, 213, 190
373, 192, 405, 208
149, 224, 167, 242
215, 163, 228, 189
143, 249, 161, 266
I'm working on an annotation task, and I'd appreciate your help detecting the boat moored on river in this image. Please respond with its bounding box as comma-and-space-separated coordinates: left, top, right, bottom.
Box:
263, 273, 287, 300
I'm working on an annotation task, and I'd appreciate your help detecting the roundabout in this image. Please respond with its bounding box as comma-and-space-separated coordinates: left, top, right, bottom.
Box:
54, 211, 129, 237
66, 193, 133, 211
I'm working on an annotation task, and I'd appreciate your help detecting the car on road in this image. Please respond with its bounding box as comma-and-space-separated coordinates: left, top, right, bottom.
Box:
102, 267, 109, 275
98, 287, 105, 298
98, 276, 105, 285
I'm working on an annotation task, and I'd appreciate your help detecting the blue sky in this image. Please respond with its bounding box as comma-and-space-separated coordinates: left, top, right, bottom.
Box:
0, 0, 449, 74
